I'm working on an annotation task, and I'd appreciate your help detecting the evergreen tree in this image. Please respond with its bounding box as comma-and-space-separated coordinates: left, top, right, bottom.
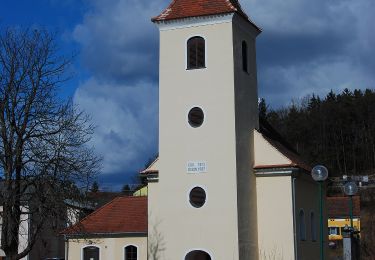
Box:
122, 184, 131, 195
91, 181, 99, 192
258, 98, 268, 119
266, 88, 375, 177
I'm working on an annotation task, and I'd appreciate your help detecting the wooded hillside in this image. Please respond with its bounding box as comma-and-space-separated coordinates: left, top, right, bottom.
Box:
260, 88, 375, 177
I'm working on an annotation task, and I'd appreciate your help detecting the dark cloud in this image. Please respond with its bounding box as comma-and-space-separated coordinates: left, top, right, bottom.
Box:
73, 0, 165, 84
258, 31, 348, 68
244, 0, 375, 107
74, 78, 158, 176
98, 170, 141, 191
72, 0, 166, 180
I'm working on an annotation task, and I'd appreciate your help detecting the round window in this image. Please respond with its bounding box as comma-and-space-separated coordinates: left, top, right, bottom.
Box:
188, 107, 204, 127
189, 187, 206, 208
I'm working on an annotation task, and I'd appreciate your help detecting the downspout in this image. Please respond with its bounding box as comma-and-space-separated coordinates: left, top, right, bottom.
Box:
27, 206, 31, 260
64, 235, 69, 260
292, 177, 298, 260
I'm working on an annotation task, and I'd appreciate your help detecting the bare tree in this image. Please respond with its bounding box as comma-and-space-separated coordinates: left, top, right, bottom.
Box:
0, 28, 100, 259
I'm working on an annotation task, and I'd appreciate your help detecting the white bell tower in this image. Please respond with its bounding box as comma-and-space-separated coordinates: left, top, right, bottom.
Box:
148, 0, 261, 259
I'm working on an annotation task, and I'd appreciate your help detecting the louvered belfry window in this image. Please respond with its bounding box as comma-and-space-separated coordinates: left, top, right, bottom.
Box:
187, 36, 205, 69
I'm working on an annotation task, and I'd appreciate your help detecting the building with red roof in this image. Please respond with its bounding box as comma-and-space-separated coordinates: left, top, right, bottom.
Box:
64, 196, 147, 236
148, 0, 322, 256
62, 196, 147, 259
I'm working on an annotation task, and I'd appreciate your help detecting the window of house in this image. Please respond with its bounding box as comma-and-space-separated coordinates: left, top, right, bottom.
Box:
187, 36, 205, 69
124, 245, 137, 260
242, 41, 248, 72
329, 227, 339, 235
299, 209, 306, 241
311, 211, 317, 241
83, 246, 99, 260
185, 250, 211, 260
340, 227, 346, 235
189, 187, 206, 208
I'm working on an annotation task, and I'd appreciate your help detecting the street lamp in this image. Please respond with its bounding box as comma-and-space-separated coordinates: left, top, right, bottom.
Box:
343, 181, 358, 229
311, 165, 329, 260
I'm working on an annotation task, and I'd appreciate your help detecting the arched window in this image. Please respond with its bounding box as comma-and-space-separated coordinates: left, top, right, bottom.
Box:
124, 245, 137, 260
299, 209, 306, 241
83, 246, 99, 260
185, 250, 211, 260
311, 211, 317, 241
187, 36, 205, 69
242, 41, 248, 72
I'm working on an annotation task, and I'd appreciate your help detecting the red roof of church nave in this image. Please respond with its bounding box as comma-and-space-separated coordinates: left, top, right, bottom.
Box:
63, 196, 147, 235
152, 0, 259, 30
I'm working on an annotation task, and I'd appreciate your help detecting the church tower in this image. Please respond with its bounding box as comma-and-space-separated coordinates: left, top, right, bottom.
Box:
149, 0, 261, 259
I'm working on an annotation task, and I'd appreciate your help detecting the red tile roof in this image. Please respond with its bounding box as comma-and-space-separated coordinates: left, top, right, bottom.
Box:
152, 0, 261, 31
63, 196, 147, 235
327, 196, 360, 218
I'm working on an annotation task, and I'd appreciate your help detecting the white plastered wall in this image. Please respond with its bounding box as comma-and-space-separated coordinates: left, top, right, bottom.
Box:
232, 14, 260, 260
150, 12, 263, 259
254, 130, 322, 260
254, 130, 292, 167
66, 236, 147, 260
153, 16, 240, 259
256, 176, 295, 260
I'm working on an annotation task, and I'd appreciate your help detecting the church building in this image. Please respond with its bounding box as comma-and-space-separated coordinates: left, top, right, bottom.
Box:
147, 0, 322, 259
63, 0, 325, 259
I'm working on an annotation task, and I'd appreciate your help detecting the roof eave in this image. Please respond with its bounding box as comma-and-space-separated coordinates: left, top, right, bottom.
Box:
254, 166, 298, 177
152, 11, 234, 23
64, 231, 147, 239
152, 12, 261, 33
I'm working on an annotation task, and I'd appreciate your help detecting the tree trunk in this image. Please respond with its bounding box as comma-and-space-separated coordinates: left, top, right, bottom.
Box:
2, 198, 21, 259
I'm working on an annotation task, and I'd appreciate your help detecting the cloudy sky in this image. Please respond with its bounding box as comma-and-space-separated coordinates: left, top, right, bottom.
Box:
1, 0, 374, 189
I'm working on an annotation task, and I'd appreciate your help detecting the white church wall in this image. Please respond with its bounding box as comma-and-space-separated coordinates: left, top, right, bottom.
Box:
153, 15, 243, 259
232, 14, 260, 260
256, 176, 295, 260
254, 130, 292, 167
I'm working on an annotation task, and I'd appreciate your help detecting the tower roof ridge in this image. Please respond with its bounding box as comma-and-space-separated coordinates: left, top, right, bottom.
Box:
225, 0, 247, 18
152, 0, 261, 31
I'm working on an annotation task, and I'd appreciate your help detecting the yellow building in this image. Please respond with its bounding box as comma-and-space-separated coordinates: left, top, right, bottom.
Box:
133, 185, 148, 196
327, 196, 360, 241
